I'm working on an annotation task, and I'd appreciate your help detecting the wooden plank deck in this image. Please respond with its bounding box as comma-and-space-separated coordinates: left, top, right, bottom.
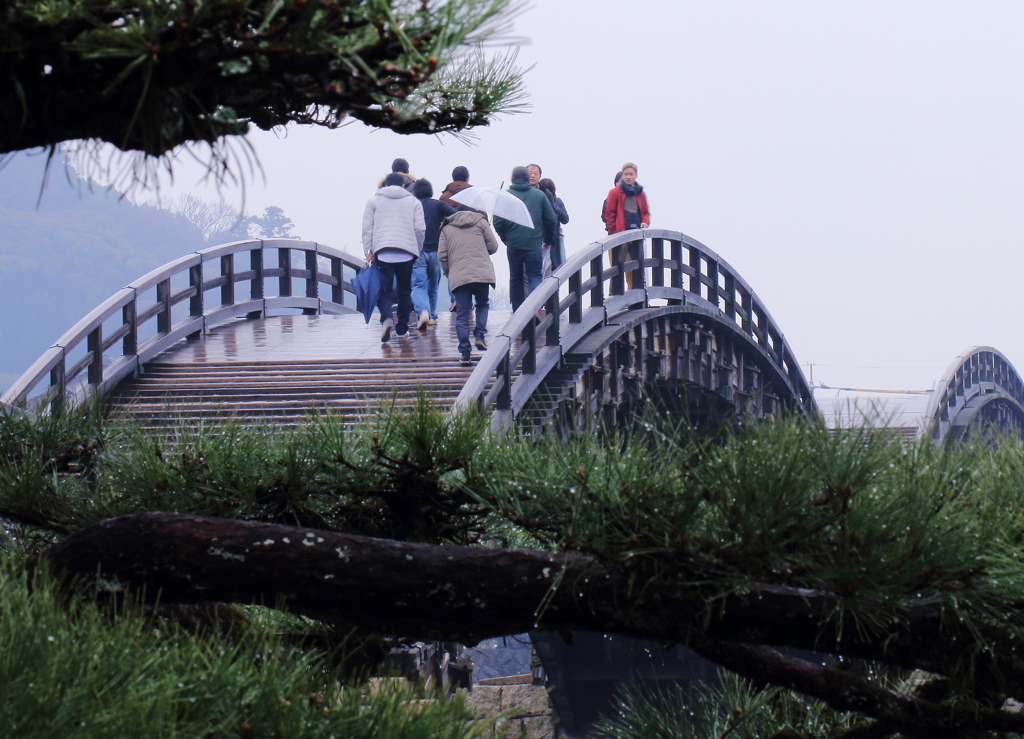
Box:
110, 310, 512, 427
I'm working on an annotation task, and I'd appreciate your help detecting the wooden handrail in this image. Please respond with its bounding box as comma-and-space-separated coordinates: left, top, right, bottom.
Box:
453, 228, 814, 422
1, 240, 364, 408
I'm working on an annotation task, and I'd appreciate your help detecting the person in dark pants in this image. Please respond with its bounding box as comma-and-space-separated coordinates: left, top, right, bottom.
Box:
439, 207, 499, 365
410, 179, 456, 328
538, 177, 569, 272
362, 173, 425, 340
494, 166, 558, 311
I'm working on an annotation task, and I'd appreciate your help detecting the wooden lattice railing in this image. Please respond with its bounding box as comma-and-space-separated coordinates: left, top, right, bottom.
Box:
453, 228, 813, 423
1, 239, 363, 408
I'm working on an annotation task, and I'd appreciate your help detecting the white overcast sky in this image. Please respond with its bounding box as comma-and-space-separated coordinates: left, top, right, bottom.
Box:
153, 0, 1024, 393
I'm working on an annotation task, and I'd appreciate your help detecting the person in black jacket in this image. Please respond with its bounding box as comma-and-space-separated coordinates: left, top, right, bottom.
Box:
411, 179, 456, 328
539, 177, 569, 271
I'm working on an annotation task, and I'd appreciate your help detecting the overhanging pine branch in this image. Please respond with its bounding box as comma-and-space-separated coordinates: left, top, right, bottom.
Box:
30, 512, 1024, 700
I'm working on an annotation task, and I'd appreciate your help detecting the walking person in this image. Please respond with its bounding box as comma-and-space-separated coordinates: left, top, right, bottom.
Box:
538, 177, 569, 272
362, 173, 425, 341
410, 179, 455, 328
603, 162, 650, 290
494, 166, 558, 311
439, 207, 499, 366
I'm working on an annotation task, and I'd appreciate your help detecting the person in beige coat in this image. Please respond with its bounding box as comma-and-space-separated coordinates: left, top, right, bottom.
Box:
438, 207, 499, 365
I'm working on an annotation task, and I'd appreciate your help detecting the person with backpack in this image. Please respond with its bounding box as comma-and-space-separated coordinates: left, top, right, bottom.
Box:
439, 207, 499, 366
410, 179, 455, 328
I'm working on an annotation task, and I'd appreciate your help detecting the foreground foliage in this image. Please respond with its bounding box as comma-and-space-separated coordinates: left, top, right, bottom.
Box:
6, 399, 1024, 736
0, 566, 491, 739
1, 0, 528, 186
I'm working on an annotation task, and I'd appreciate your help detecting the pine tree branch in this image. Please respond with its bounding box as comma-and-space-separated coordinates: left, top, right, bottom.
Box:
684, 638, 1019, 738
29, 512, 1024, 703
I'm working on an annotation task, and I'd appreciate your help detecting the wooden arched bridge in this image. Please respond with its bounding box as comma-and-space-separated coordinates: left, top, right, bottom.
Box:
2, 229, 1022, 444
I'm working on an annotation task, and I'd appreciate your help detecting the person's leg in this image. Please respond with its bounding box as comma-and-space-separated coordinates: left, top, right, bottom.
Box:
508, 247, 525, 311
425, 251, 441, 319
472, 283, 489, 350
375, 261, 396, 323
411, 253, 430, 316
550, 236, 564, 271
523, 249, 544, 301
453, 285, 473, 359
394, 260, 415, 335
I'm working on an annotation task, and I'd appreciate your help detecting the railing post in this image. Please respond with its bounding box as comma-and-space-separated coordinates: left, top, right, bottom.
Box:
331, 257, 343, 306
568, 270, 582, 323
304, 249, 318, 315
670, 240, 684, 303
688, 246, 702, 299
590, 253, 605, 309
610, 244, 625, 296
523, 321, 536, 374
279, 248, 292, 297
156, 278, 172, 334
248, 246, 264, 319
220, 254, 234, 307
651, 238, 665, 288
87, 326, 103, 387
122, 299, 137, 356
545, 290, 559, 346
497, 354, 512, 411
189, 261, 204, 339
707, 259, 720, 311
724, 270, 736, 321
49, 355, 65, 412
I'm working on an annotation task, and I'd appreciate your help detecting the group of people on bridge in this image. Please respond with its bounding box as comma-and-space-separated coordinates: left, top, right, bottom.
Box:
361, 158, 651, 365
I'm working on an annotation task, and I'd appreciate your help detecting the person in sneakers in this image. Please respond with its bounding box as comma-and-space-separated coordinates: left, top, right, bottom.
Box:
494, 166, 558, 311
439, 206, 499, 365
410, 179, 456, 329
362, 173, 425, 341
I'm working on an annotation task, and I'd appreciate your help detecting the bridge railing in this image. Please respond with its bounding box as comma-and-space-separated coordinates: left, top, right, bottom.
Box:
454, 228, 811, 424
1, 239, 364, 408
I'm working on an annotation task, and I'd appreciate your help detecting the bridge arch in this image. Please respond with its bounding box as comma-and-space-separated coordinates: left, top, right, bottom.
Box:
924, 346, 1024, 445
1, 239, 364, 408
454, 229, 815, 429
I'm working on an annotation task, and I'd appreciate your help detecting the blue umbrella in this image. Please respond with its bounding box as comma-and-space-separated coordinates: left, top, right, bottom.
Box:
353, 264, 382, 323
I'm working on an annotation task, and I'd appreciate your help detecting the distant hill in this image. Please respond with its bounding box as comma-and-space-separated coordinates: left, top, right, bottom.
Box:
0, 152, 207, 393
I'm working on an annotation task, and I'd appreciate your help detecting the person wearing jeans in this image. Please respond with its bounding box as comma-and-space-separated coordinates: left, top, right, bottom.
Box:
362, 172, 425, 340
439, 207, 499, 365
410, 179, 455, 327
493, 166, 558, 312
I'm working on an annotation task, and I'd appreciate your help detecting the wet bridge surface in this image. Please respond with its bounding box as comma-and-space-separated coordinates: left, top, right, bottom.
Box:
110, 310, 511, 427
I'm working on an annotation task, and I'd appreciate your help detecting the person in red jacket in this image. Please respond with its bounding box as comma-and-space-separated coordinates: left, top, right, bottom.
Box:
603, 162, 650, 289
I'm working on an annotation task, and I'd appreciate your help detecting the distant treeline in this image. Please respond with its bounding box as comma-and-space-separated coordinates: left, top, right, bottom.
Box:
0, 152, 296, 393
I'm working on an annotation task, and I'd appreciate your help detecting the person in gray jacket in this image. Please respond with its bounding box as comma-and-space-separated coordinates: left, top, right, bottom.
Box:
362, 172, 425, 340
438, 207, 499, 365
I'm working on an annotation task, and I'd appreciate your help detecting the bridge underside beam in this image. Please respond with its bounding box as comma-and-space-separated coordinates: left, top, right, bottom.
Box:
520, 308, 811, 433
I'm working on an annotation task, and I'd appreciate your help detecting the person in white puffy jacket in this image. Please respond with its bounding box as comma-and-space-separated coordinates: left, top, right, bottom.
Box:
362, 173, 426, 340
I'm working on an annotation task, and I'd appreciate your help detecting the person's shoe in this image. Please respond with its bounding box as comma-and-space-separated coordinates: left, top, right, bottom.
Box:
380, 319, 393, 342
427, 317, 438, 325
449, 301, 457, 312
460, 352, 473, 366
395, 325, 409, 337
474, 336, 487, 351
417, 309, 430, 330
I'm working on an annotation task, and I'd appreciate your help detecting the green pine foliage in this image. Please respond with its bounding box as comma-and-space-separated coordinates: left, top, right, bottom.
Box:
0, 566, 493, 739
1, 0, 530, 166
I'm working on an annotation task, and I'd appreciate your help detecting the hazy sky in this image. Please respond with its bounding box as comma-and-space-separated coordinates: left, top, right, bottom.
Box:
107, 1, 1024, 392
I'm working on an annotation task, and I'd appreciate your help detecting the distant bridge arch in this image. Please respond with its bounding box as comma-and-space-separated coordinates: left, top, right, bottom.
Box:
925, 346, 1024, 445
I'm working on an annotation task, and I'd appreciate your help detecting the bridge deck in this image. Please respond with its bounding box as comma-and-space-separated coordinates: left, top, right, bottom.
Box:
110, 310, 511, 427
